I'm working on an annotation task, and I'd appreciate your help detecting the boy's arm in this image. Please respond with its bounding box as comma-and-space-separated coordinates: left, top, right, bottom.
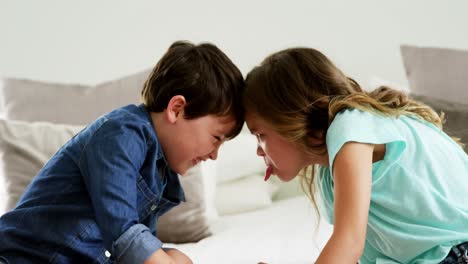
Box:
315, 142, 373, 264
80, 120, 164, 263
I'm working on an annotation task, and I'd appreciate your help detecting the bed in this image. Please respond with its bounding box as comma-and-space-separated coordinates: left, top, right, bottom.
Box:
0, 44, 467, 263
165, 196, 332, 264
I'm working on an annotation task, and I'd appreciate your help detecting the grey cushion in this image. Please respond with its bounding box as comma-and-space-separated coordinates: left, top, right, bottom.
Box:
401, 45, 468, 105
0, 69, 151, 125
411, 94, 468, 150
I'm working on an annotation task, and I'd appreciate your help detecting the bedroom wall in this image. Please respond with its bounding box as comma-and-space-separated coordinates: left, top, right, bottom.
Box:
1, 0, 467, 89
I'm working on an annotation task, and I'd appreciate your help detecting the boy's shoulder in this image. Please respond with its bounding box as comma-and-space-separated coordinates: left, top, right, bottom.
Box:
105, 104, 150, 122
82, 104, 159, 147
101, 104, 155, 131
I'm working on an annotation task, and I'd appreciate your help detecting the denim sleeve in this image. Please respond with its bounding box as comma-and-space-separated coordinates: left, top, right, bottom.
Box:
79, 118, 162, 262
113, 223, 163, 263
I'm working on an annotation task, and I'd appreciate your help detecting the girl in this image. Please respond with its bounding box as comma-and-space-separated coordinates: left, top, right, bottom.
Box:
244, 47, 468, 264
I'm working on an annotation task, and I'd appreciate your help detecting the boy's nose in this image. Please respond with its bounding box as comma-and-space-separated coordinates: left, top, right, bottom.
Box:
209, 146, 219, 160
257, 145, 265, 157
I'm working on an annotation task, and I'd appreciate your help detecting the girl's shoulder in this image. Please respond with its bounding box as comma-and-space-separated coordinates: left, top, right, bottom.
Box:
326, 108, 406, 174
327, 108, 400, 145
329, 108, 392, 129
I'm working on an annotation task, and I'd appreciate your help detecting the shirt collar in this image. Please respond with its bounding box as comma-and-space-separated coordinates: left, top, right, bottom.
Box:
139, 104, 186, 202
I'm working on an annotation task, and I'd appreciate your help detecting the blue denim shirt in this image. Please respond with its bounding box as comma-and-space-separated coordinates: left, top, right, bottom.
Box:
0, 104, 185, 264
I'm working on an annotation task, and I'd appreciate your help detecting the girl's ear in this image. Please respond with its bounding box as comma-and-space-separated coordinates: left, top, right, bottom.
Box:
307, 130, 326, 146
165, 95, 187, 124
307, 136, 324, 146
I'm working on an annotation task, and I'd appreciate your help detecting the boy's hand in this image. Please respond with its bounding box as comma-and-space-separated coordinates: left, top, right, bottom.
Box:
144, 249, 175, 264
143, 248, 193, 264
165, 248, 193, 264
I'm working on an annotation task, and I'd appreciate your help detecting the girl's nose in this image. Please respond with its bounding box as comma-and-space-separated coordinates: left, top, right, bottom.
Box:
257, 145, 265, 157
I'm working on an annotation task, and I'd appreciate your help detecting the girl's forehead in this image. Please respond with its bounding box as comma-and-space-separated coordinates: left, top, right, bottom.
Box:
245, 112, 269, 131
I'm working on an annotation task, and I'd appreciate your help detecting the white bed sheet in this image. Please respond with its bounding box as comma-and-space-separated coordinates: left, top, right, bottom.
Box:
165, 196, 333, 264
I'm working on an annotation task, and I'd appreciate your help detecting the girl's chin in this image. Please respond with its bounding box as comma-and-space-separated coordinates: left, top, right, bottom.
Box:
276, 172, 297, 182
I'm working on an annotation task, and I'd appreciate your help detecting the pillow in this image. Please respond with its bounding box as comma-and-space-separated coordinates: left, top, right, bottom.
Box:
400, 45, 468, 104
270, 176, 304, 201
411, 94, 468, 150
0, 69, 151, 125
0, 120, 83, 211
156, 161, 218, 243
215, 174, 278, 216
215, 132, 266, 183
0, 119, 215, 243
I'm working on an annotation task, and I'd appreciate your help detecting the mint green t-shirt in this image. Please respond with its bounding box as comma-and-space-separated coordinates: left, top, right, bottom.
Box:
317, 108, 468, 264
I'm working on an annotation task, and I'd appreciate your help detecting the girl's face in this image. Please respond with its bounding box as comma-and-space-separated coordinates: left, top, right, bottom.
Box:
245, 112, 326, 182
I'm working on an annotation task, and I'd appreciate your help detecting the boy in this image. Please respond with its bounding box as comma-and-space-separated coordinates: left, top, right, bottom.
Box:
0, 41, 245, 264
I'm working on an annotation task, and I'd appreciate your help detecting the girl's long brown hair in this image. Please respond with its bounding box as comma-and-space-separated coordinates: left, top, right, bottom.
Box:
244, 47, 462, 217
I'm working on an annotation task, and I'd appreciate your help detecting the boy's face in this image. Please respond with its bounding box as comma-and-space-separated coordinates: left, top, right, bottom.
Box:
245, 112, 311, 182
165, 113, 236, 176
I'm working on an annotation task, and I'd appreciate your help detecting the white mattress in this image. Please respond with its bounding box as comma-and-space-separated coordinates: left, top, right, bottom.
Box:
165, 196, 333, 264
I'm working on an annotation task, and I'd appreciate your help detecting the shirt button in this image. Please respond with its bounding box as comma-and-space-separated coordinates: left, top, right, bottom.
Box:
105, 251, 111, 258
150, 204, 157, 211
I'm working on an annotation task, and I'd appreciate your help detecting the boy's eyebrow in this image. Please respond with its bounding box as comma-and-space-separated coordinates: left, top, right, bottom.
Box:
217, 129, 230, 139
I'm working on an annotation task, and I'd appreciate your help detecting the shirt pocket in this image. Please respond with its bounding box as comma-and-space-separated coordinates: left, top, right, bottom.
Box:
136, 174, 161, 222
156, 197, 179, 216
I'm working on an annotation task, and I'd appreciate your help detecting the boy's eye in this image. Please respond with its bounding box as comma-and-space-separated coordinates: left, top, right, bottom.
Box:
213, 136, 222, 142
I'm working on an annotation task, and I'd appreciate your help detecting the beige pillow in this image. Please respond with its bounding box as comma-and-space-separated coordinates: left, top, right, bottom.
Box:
156, 162, 218, 243
0, 119, 215, 243
400, 45, 468, 104
215, 174, 278, 216
0, 69, 151, 125
0, 120, 83, 211
215, 132, 265, 183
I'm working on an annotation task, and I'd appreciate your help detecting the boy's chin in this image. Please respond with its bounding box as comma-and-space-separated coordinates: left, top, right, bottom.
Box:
176, 163, 194, 176
178, 169, 189, 176
176, 168, 188, 176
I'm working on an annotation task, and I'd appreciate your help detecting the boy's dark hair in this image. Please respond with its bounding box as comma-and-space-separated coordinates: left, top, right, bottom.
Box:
141, 40, 245, 139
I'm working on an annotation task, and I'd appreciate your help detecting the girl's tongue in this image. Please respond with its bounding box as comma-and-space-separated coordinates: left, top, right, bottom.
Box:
264, 166, 273, 181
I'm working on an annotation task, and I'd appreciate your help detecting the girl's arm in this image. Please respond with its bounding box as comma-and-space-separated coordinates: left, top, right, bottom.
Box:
315, 142, 373, 264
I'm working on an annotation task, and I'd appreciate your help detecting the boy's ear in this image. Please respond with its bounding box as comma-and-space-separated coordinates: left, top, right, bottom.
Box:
165, 95, 187, 124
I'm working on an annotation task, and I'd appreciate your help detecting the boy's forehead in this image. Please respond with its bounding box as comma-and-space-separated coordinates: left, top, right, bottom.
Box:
217, 114, 236, 123
214, 115, 238, 135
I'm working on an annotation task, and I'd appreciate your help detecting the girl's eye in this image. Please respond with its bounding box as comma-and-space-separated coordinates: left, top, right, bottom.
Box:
213, 136, 222, 142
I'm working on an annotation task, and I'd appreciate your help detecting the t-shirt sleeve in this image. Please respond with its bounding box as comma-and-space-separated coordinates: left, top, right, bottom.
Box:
326, 108, 407, 177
